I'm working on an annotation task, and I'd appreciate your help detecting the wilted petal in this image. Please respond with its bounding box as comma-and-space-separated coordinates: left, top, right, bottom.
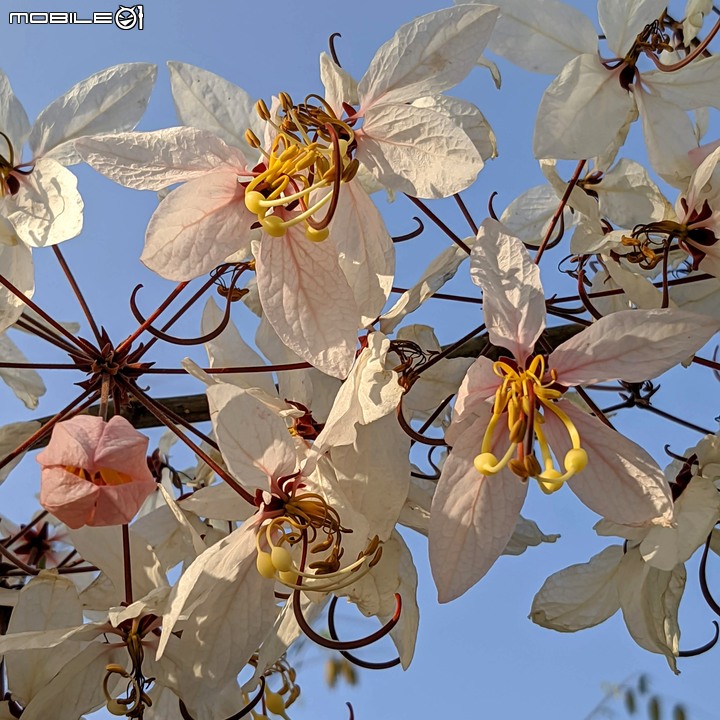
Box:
358, 5, 498, 107
470, 218, 545, 362
546, 400, 674, 526
530, 545, 623, 630
503, 515, 560, 556
429, 414, 528, 602
0, 420, 41, 483
30, 63, 157, 164
141, 170, 253, 281
550, 308, 720, 385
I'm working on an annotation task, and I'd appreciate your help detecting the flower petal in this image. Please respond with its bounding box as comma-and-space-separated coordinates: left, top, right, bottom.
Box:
598, 0, 667, 57
429, 413, 528, 602
470, 218, 545, 362
550, 308, 720, 385
546, 400, 674, 526
141, 170, 254, 280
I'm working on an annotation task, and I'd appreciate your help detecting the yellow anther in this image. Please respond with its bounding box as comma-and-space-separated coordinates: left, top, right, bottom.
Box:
256, 551, 276, 579
261, 215, 287, 237
245, 129, 262, 149
106, 699, 129, 716
271, 546, 294, 573
278, 569, 299, 586
245, 191, 266, 216
474, 452, 500, 475
256, 99, 271, 121
564, 448, 588, 474
265, 690, 290, 719
305, 226, 329, 242
537, 469, 564, 495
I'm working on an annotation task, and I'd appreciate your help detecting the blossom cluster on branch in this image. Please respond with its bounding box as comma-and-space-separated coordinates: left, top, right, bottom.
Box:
0, 1, 719, 718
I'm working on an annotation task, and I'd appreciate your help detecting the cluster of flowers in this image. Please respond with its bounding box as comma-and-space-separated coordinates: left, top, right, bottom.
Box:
0, 1, 718, 718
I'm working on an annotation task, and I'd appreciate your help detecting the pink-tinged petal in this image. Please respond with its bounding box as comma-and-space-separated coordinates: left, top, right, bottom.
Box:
37, 416, 157, 529
452, 356, 497, 426
544, 400, 673, 527
206, 383, 297, 490
255, 226, 359, 379
470, 219, 545, 362
330, 180, 394, 326
141, 170, 254, 281
550, 308, 720, 386
429, 414, 528, 602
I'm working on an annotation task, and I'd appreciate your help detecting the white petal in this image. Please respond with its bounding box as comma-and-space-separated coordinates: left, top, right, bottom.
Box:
168, 61, 261, 155
645, 56, 720, 110
201, 297, 276, 395
330, 180, 394, 326
533, 54, 635, 160
485, 0, 597, 73
358, 102, 482, 198
380, 241, 471, 333
503, 515, 560, 556
0, 71, 30, 156
530, 545, 623, 630
412, 94, 497, 161
21, 643, 126, 720
617, 549, 683, 671
68, 525, 167, 600
141, 170, 253, 280
180, 482, 256, 522
207, 382, 297, 489
499, 184, 574, 245
598, 0, 667, 57
6, 571, 83, 705
546, 400, 674, 526
640, 475, 720, 570
429, 414, 528, 602
319, 52, 359, 112
470, 218, 545, 362
635, 88, 699, 186
358, 4, 498, 107
331, 414, 410, 541
255, 227, 358, 378
550, 308, 720, 385
0, 234, 33, 333
76, 127, 248, 190
311, 332, 402, 454
29, 63, 157, 164
0, 420, 40, 483
8, 159, 82, 247
0, 333, 45, 409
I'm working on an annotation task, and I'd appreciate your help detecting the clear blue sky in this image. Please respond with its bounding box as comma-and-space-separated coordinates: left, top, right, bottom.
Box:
2, 1, 718, 718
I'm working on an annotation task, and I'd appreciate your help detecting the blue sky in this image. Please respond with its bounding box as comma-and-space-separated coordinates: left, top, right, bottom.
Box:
2, 1, 719, 718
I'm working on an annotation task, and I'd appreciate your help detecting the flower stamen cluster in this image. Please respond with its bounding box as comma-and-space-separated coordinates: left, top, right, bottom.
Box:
474, 355, 588, 493
255, 490, 381, 592
243, 94, 359, 242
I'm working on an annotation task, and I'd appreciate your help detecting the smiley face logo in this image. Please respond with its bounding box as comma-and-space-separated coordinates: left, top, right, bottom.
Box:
114, 5, 143, 30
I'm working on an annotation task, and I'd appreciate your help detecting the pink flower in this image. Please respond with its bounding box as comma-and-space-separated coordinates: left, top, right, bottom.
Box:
37, 415, 156, 529
429, 219, 720, 603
